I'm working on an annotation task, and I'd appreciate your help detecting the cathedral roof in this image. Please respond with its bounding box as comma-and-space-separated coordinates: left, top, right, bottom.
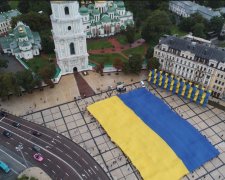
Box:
93, 8, 100, 15
117, 1, 125, 8
88, 3, 95, 9
107, 6, 115, 13
101, 14, 111, 23
79, 6, 89, 14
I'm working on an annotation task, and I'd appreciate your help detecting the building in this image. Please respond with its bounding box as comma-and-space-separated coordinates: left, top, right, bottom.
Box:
0, 9, 21, 35
0, 21, 41, 60
79, 1, 134, 38
169, 1, 221, 20
154, 35, 225, 98
50, 1, 89, 75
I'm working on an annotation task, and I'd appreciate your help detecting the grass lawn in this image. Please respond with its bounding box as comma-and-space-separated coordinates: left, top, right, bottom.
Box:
116, 32, 142, 45
122, 44, 146, 57
25, 56, 54, 73
170, 25, 187, 37
87, 39, 113, 50
89, 53, 127, 65
8, 1, 19, 9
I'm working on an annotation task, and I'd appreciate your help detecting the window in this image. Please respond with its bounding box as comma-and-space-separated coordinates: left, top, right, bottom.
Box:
222, 82, 224, 86
215, 80, 218, 83
65, 6, 69, 15
217, 74, 220, 77
68, 26, 71, 30
70, 43, 75, 55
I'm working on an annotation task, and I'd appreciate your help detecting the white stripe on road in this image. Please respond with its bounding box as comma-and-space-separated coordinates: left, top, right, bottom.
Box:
6, 142, 10, 145
11, 168, 19, 174
73, 151, 79, 156
47, 158, 51, 162
82, 158, 89, 165
0, 125, 83, 180
43, 163, 47, 167
56, 147, 63, 152
74, 161, 81, 167
52, 170, 56, 174
90, 167, 96, 174
0, 117, 5, 122
66, 172, 69, 176
66, 153, 72, 159
64, 143, 71, 149
0, 148, 26, 168
57, 165, 60, 169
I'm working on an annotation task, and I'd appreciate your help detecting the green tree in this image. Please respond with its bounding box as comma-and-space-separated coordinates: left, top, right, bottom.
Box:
18, 0, 30, 14
192, 23, 206, 38
0, 58, 8, 68
16, 70, 36, 93
38, 64, 56, 88
113, 58, 124, 74
95, 63, 104, 76
209, 16, 224, 33
41, 32, 55, 54
122, 54, 143, 74
0, 0, 10, 12
124, 25, 136, 44
141, 10, 172, 42
147, 57, 160, 70
0, 73, 21, 100
178, 17, 194, 32
145, 46, 154, 59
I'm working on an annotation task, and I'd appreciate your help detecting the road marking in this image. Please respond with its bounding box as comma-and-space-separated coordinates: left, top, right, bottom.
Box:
66, 153, 72, 159
56, 147, 63, 152
28, 147, 32, 151
0, 148, 26, 168
57, 135, 61, 139
90, 167, 96, 174
43, 163, 47, 167
52, 170, 56, 174
6, 142, 10, 145
94, 165, 99, 171
11, 168, 19, 174
88, 169, 92, 175
24, 152, 28, 155
66, 173, 69, 176
47, 158, 51, 162
84, 169, 89, 177
64, 143, 71, 149
0, 117, 5, 122
74, 161, 81, 167
82, 158, 89, 165
73, 151, 79, 156
57, 165, 60, 169
11, 137, 14, 140
0, 125, 83, 180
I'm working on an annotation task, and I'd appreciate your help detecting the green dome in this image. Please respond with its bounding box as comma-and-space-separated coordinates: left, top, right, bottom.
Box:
93, 8, 100, 15
79, 6, 88, 14
101, 15, 111, 23
117, 1, 125, 8
88, 3, 94, 9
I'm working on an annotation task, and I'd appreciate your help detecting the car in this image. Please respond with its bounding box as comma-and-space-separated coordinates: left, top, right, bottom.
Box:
2, 130, 12, 138
117, 87, 126, 93
32, 145, 41, 152
12, 122, 21, 128
140, 81, 145, 87
32, 131, 41, 137
0, 161, 10, 173
33, 153, 43, 162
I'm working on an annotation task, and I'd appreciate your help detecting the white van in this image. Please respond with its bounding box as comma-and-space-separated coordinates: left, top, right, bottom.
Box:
140, 81, 145, 87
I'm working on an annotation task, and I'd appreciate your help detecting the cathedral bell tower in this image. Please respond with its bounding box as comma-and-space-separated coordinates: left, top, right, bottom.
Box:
50, 1, 89, 75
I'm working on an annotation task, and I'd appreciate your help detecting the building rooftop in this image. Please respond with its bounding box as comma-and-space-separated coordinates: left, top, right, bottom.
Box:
159, 35, 225, 62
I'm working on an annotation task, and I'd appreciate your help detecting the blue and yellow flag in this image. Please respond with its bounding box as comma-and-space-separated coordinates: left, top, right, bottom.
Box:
87, 88, 219, 180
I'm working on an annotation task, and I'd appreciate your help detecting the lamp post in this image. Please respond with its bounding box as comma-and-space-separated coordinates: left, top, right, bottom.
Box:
16, 144, 28, 168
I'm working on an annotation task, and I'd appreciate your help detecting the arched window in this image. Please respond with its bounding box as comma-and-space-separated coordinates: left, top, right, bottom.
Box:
65, 6, 69, 15
70, 43, 75, 55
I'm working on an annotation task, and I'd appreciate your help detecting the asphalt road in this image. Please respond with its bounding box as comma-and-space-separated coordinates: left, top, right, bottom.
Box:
0, 113, 109, 180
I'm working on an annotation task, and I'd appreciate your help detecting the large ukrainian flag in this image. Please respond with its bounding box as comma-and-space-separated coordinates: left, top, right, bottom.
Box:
87, 88, 219, 180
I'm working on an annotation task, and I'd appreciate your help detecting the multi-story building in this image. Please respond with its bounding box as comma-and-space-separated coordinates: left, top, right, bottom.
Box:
0, 21, 41, 60
0, 9, 21, 35
154, 35, 225, 99
169, 1, 221, 20
79, 1, 133, 38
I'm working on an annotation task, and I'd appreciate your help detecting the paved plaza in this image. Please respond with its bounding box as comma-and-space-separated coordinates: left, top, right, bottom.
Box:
22, 81, 225, 180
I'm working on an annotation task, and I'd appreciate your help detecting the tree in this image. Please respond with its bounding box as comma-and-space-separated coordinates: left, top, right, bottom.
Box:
18, 0, 30, 14
41, 32, 55, 54
0, 73, 21, 100
141, 10, 172, 42
147, 57, 160, 70
0, 58, 8, 68
122, 54, 143, 74
113, 58, 124, 74
16, 70, 36, 93
38, 64, 56, 88
0, 0, 10, 12
209, 16, 224, 33
192, 23, 206, 38
95, 63, 104, 76
124, 25, 136, 44
145, 46, 154, 59
178, 17, 195, 32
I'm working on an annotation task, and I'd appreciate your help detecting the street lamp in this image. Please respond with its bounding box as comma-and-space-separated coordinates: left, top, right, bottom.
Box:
16, 144, 28, 168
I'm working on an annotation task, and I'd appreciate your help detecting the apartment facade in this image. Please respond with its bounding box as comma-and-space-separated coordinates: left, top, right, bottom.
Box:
154, 35, 225, 99
169, 1, 221, 20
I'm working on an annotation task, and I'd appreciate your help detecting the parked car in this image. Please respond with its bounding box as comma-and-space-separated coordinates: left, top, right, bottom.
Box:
140, 81, 145, 87
12, 122, 21, 128
32, 131, 41, 137
32, 145, 41, 152
0, 111, 6, 117
117, 87, 126, 93
0, 161, 10, 173
2, 130, 12, 138
33, 153, 43, 162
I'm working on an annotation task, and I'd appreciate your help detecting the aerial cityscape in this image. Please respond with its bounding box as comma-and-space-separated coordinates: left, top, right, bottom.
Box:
0, 0, 225, 180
